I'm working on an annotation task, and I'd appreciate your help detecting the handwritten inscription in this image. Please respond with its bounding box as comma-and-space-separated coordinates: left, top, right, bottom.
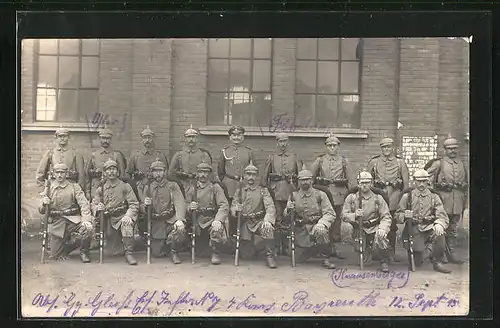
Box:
266, 113, 334, 134
85, 112, 127, 135
331, 268, 410, 289
30, 289, 460, 316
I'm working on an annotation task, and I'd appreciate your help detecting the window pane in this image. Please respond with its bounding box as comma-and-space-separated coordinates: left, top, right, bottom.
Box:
57, 89, 78, 122
38, 56, 58, 87
59, 56, 80, 88
294, 95, 315, 128
207, 93, 228, 125
318, 38, 339, 60
209, 39, 229, 58
296, 61, 316, 93
318, 61, 339, 94
81, 57, 99, 88
316, 95, 338, 127
338, 95, 360, 128
38, 39, 58, 54
82, 39, 100, 55
36, 88, 56, 121
208, 59, 229, 92
250, 93, 272, 127
229, 92, 251, 126
229, 59, 251, 91
252, 60, 271, 92
78, 90, 99, 121
297, 38, 317, 60
230, 39, 251, 58
59, 39, 80, 55
253, 38, 272, 59
341, 38, 361, 60
341, 62, 359, 93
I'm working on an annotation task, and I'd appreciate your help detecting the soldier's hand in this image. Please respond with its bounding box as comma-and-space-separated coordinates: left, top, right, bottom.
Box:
174, 220, 185, 231
233, 202, 242, 212
375, 228, 387, 239
404, 210, 413, 219
42, 197, 51, 205
96, 203, 105, 212
189, 201, 199, 211
211, 220, 223, 231
433, 224, 445, 236
286, 200, 295, 210
122, 216, 133, 225
312, 223, 328, 236
355, 209, 364, 218
144, 197, 152, 206
81, 221, 93, 230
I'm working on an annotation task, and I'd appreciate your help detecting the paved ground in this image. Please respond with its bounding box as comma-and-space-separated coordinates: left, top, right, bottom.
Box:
21, 236, 469, 318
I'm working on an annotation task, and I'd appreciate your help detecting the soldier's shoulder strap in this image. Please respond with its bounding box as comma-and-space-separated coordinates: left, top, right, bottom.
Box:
424, 157, 442, 170
369, 154, 381, 162
244, 145, 253, 151
222, 144, 231, 150
198, 147, 213, 163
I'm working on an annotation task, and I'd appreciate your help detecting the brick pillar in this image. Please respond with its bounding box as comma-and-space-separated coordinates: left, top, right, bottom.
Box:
272, 38, 296, 118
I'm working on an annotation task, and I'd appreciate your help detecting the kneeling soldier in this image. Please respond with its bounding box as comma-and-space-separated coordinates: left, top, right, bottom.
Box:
92, 160, 140, 265
231, 162, 277, 269
186, 162, 229, 265
39, 163, 94, 263
283, 165, 337, 269
395, 169, 451, 274
140, 159, 187, 264
342, 171, 393, 272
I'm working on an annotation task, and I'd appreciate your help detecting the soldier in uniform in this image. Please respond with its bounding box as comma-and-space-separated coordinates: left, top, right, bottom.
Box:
367, 137, 409, 261
36, 127, 85, 190
263, 132, 303, 255
39, 163, 94, 263
342, 171, 393, 272
168, 125, 212, 193
185, 161, 229, 265
283, 165, 337, 269
425, 137, 468, 264
140, 159, 187, 264
230, 162, 277, 269
92, 160, 140, 265
311, 135, 355, 259
395, 169, 452, 273
85, 128, 126, 201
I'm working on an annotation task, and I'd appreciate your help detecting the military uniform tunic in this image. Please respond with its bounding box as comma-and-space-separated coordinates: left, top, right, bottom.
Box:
168, 147, 212, 191
263, 151, 303, 201
217, 144, 254, 200
85, 147, 126, 200
311, 154, 355, 206
127, 148, 169, 187
342, 191, 392, 234
36, 146, 85, 189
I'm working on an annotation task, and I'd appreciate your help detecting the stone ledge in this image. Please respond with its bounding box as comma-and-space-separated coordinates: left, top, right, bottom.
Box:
21, 123, 98, 133
199, 126, 369, 139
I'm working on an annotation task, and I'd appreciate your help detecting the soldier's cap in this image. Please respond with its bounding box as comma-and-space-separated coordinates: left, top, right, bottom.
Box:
55, 127, 70, 136
325, 135, 340, 145
150, 158, 167, 170
197, 162, 212, 172
443, 137, 459, 149
276, 132, 289, 141
98, 128, 113, 137
103, 159, 118, 170
413, 169, 430, 181
140, 125, 155, 137
380, 137, 394, 147
297, 164, 313, 180
244, 161, 259, 174
357, 171, 373, 183
184, 124, 199, 137
53, 163, 69, 172
228, 125, 245, 135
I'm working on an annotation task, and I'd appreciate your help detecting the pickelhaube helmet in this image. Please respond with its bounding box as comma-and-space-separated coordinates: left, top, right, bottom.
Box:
357, 170, 373, 183
55, 125, 70, 137
53, 163, 69, 172
184, 124, 199, 137
443, 135, 459, 149
276, 132, 289, 141
150, 158, 166, 170
380, 137, 394, 147
297, 164, 313, 180
140, 125, 155, 137
325, 135, 340, 145
228, 125, 245, 135
244, 160, 258, 174
103, 159, 118, 171
413, 169, 430, 181
98, 128, 113, 137
196, 161, 212, 172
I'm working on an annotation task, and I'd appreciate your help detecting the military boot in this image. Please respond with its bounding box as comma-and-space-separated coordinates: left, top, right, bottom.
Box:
265, 240, 277, 269
388, 231, 400, 262
433, 262, 452, 274
80, 238, 92, 263
80, 252, 91, 263
380, 261, 389, 273
211, 243, 221, 265
331, 243, 346, 259
445, 238, 465, 264
122, 238, 137, 265
170, 246, 182, 264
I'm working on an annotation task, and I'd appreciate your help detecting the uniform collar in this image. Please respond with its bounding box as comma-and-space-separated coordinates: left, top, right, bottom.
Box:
381, 155, 395, 162
277, 150, 289, 156
100, 147, 111, 154
444, 156, 458, 164
105, 179, 120, 188
361, 190, 374, 200
183, 146, 199, 154
53, 180, 69, 189
56, 146, 69, 152
415, 188, 431, 197
142, 147, 154, 155
326, 153, 339, 160
244, 184, 257, 191
299, 188, 313, 198
152, 178, 168, 188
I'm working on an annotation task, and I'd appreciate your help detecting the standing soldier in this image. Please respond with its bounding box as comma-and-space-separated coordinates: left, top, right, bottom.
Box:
425, 137, 468, 264
230, 162, 277, 269
185, 161, 230, 265
283, 165, 337, 269
395, 169, 452, 273
38, 163, 94, 262
367, 137, 409, 261
263, 132, 303, 255
92, 159, 140, 265
85, 128, 126, 201
342, 171, 393, 272
168, 125, 212, 193
311, 135, 355, 259
36, 127, 85, 190
139, 159, 187, 264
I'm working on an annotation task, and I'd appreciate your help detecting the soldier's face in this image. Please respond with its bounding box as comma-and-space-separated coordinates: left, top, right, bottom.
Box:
415, 179, 429, 191
245, 172, 257, 184
230, 133, 244, 144
185, 135, 197, 147
197, 170, 209, 182
381, 145, 393, 157
152, 169, 165, 181
326, 143, 338, 155
100, 136, 111, 148
299, 179, 312, 190
142, 136, 154, 147
56, 134, 69, 146
105, 167, 118, 179
445, 146, 458, 158
359, 181, 372, 193
54, 170, 67, 182
277, 139, 289, 151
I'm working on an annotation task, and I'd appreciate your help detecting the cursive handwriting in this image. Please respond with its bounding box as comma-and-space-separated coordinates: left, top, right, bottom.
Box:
388, 293, 460, 312
266, 112, 331, 134
85, 112, 127, 135
331, 268, 410, 289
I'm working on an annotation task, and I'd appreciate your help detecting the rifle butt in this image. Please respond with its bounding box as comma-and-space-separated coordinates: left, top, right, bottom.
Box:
191, 236, 196, 264
409, 252, 416, 272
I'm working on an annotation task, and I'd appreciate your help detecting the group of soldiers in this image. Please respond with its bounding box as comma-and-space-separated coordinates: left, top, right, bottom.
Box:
35, 124, 468, 274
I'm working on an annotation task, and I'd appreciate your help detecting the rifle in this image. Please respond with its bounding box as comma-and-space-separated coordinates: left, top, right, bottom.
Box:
404, 190, 416, 271
146, 180, 152, 264
40, 179, 51, 264
357, 190, 364, 270
191, 181, 198, 264
98, 178, 106, 264
287, 194, 296, 268
234, 176, 243, 266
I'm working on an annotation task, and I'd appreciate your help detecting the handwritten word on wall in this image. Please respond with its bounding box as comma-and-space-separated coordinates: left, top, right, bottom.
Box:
401, 136, 438, 178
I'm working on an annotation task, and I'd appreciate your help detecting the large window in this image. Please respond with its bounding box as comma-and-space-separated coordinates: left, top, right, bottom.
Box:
207, 38, 272, 126
35, 39, 100, 122
294, 38, 362, 129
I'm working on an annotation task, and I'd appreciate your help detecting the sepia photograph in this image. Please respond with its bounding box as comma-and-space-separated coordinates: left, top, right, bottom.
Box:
20, 37, 470, 317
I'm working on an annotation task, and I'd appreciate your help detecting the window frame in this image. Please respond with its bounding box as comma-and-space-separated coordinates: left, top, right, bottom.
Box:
32, 39, 101, 123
